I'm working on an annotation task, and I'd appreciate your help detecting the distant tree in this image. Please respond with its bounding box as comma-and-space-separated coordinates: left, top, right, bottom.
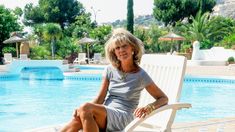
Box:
198, 0, 216, 14
33, 24, 45, 45
134, 25, 165, 53
0, 5, 21, 57
24, 3, 45, 25
68, 13, 94, 38
112, 19, 127, 28
134, 15, 162, 26
89, 25, 112, 55
43, 23, 62, 58
127, 0, 134, 33
153, 0, 216, 26
13, 7, 23, 17
24, 0, 86, 29
56, 37, 79, 59
147, 25, 165, 52
111, 15, 162, 28
90, 25, 112, 44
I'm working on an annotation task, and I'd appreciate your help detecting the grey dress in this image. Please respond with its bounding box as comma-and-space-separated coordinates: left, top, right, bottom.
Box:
103, 65, 153, 131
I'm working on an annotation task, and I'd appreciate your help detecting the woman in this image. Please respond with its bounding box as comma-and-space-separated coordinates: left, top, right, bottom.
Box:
61, 28, 168, 132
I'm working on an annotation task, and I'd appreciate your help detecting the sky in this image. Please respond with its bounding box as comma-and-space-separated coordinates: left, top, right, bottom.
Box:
0, 0, 154, 24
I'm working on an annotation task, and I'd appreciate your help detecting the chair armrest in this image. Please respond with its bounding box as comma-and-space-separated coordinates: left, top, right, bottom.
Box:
124, 103, 191, 132
73, 58, 78, 61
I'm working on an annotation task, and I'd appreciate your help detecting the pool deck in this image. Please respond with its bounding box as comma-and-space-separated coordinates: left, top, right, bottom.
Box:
64, 65, 235, 79
0, 64, 7, 73
1, 64, 235, 131
172, 117, 235, 132
2, 63, 235, 77
26, 117, 235, 132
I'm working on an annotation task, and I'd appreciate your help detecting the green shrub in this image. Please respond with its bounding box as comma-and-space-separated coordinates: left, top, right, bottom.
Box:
2, 47, 16, 56
181, 44, 191, 53
227, 56, 235, 63
30, 46, 50, 60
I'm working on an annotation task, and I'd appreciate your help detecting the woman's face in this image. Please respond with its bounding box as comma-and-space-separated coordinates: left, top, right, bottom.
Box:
114, 43, 133, 62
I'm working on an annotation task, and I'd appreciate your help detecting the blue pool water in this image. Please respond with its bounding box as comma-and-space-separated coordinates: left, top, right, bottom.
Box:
0, 79, 100, 131
20, 67, 64, 80
0, 68, 235, 131
177, 80, 235, 122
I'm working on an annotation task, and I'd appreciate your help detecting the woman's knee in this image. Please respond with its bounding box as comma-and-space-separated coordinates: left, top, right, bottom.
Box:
79, 102, 94, 118
80, 102, 94, 112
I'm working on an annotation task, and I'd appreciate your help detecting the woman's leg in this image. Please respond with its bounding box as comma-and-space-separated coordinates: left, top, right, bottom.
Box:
60, 117, 82, 132
61, 102, 107, 132
79, 102, 107, 132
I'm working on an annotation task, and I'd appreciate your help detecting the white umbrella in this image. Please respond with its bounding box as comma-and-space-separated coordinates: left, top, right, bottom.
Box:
3, 36, 29, 58
158, 32, 185, 53
78, 37, 97, 44
78, 37, 97, 59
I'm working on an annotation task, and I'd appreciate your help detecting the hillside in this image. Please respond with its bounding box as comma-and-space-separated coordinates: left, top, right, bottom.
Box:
103, 15, 162, 27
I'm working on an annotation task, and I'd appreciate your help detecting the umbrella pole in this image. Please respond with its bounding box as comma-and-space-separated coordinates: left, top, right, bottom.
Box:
170, 43, 173, 54
170, 39, 174, 54
87, 44, 90, 63
16, 43, 19, 58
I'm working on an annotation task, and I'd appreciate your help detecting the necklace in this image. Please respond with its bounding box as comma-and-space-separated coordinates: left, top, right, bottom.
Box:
120, 71, 127, 81
119, 66, 139, 81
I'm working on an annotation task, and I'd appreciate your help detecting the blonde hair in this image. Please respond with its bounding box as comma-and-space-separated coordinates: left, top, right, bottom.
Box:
105, 28, 144, 68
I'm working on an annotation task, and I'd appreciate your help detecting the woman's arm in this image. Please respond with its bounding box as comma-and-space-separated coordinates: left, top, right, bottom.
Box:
134, 82, 168, 118
92, 77, 109, 104
145, 82, 168, 109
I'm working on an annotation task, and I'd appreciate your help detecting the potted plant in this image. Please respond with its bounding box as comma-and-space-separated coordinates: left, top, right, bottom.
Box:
227, 56, 235, 65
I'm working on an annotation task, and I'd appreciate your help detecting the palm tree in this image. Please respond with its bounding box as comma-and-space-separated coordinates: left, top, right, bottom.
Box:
34, 24, 44, 45
208, 16, 235, 43
180, 11, 235, 48
183, 11, 211, 42
180, 11, 217, 49
43, 23, 62, 59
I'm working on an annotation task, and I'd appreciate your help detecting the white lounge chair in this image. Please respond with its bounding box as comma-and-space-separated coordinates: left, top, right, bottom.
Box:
73, 53, 87, 64
3, 53, 13, 64
89, 53, 102, 64
124, 54, 191, 132
19, 54, 29, 60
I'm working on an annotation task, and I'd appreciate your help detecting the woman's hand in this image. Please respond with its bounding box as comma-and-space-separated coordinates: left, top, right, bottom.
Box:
134, 105, 154, 118
73, 108, 80, 119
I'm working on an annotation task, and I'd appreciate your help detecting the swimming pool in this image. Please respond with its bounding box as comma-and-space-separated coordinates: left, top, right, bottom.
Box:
0, 71, 235, 131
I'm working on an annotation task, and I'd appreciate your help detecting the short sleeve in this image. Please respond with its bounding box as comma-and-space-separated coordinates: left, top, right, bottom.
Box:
141, 69, 153, 87
102, 65, 112, 80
